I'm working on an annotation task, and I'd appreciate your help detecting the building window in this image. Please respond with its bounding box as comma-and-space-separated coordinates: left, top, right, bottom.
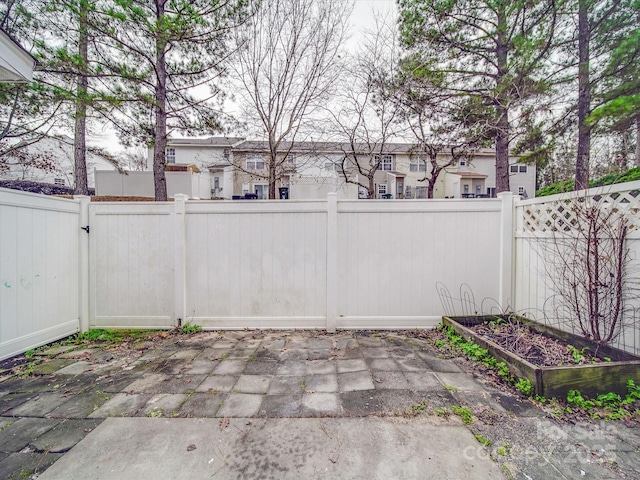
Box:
324, 161, 337, 171
254, 184, 268, 199
415, 186, 427, 199
213, 177, 220, 189
285, 153, 295, 164
54, 178, 65, 186
405, 185, 412, 198
378, 184, 387, 196
246, 156, 265, 170
242, 183, 250, 195
459, 158, 467, 166
510, 164, 527, 173
409, 157, 427, 172
463, 184, 469, 193
376, 155, 393, 171
518, 186, 525, 195
166, 148, 175, 164
223, 148, 230, 160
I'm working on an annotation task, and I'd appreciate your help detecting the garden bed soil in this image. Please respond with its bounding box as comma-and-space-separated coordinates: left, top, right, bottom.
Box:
442, 315, 640, 399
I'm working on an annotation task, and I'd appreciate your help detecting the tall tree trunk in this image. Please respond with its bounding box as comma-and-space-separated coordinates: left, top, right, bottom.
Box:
73, 0, 89, 196
268, 153, 276, 199
635, 118, 640, 167
575, 0, 591, 190
494, 8, 510, 193
153, 0, 168, 202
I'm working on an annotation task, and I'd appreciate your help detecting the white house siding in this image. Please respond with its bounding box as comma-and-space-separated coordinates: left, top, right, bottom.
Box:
0, 136, 117, 188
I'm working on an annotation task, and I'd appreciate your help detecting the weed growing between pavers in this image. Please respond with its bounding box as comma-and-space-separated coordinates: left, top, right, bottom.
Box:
180, 323, 202, 335
430, 323, 640, 421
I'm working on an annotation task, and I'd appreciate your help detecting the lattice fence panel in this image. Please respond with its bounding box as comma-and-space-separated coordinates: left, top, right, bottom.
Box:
521, 188, 640, 233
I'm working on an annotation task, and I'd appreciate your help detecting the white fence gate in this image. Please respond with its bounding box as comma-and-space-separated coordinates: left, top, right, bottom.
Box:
0, 190, 86, 360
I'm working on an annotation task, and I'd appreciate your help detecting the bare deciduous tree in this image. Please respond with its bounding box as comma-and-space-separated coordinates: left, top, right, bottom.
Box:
545, 194, 637, 348
232, 0, 351, 199
327, 14, 402, 199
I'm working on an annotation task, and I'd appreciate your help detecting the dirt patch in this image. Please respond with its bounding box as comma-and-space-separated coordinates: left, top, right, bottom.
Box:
467, 320, 604, 367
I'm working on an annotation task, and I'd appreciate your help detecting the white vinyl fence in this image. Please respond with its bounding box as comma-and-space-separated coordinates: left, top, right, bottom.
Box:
89, 194, 511, 331
0, 190, 87, 360
6, 182, 640, 360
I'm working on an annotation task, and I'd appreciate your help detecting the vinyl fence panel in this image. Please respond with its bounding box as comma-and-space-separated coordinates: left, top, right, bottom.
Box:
0, 189, 80, 360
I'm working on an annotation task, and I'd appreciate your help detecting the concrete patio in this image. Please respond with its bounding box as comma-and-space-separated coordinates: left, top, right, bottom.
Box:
0, 330, 638, 479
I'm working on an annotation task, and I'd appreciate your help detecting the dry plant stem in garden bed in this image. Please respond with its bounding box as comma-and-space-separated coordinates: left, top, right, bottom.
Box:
442, 315, 640, 399
469, 321, 603, 367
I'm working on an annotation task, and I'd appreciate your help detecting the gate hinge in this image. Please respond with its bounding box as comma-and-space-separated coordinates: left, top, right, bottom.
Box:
81, 225, 90, 234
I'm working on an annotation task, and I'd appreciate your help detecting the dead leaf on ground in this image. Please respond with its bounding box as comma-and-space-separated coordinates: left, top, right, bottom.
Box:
219, 417, 229, 430
187, 444, 197, 451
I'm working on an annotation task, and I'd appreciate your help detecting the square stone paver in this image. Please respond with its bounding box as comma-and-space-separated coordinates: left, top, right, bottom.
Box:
276, 361, 307, 376
227, 348, 256, 359
243, 360, 278, 375
0, 418, 60, 452
260, 394, 302, 417
305, 374, 338, 393
355, 337, 384, 347
279, 349, 308, 361
371, 371, 410, 390
367, 358, 398, 371
435, 372, 486, 392
196, 375, 238, 393
8, 392, 70, 417
233, 375, 272, 394
216, 393, 262, 417
141, 394, 188, 417
301, 393, 340, 415
179, 393, 226, 418
168, 349, 202, 361
88, 393, 151, 418
415, 353, 463, 373
30, 359, 75, 375
338, 371, 375, 392
123, 374, 169, 393
305, 360, 336, 375
0, 452, 63, 479
308, 338, 333, 349
396, 357, 429, 372
260, 338, 286, 349
31, 418, 103, 453
267, 376, 306, 395
153, 375, 206, 394
55, 361, 95, 375
403, 372, 444, 391
307, 349, 332, 360
360, 347, 388, 359
46, 391, 112, 418
183, 359, 218, 375
213, 360, 246, 375
199, 348, 229, 361
336, 359, 367, 373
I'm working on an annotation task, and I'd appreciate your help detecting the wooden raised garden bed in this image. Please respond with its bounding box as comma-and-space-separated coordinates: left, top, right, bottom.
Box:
442, 315, 640, 399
